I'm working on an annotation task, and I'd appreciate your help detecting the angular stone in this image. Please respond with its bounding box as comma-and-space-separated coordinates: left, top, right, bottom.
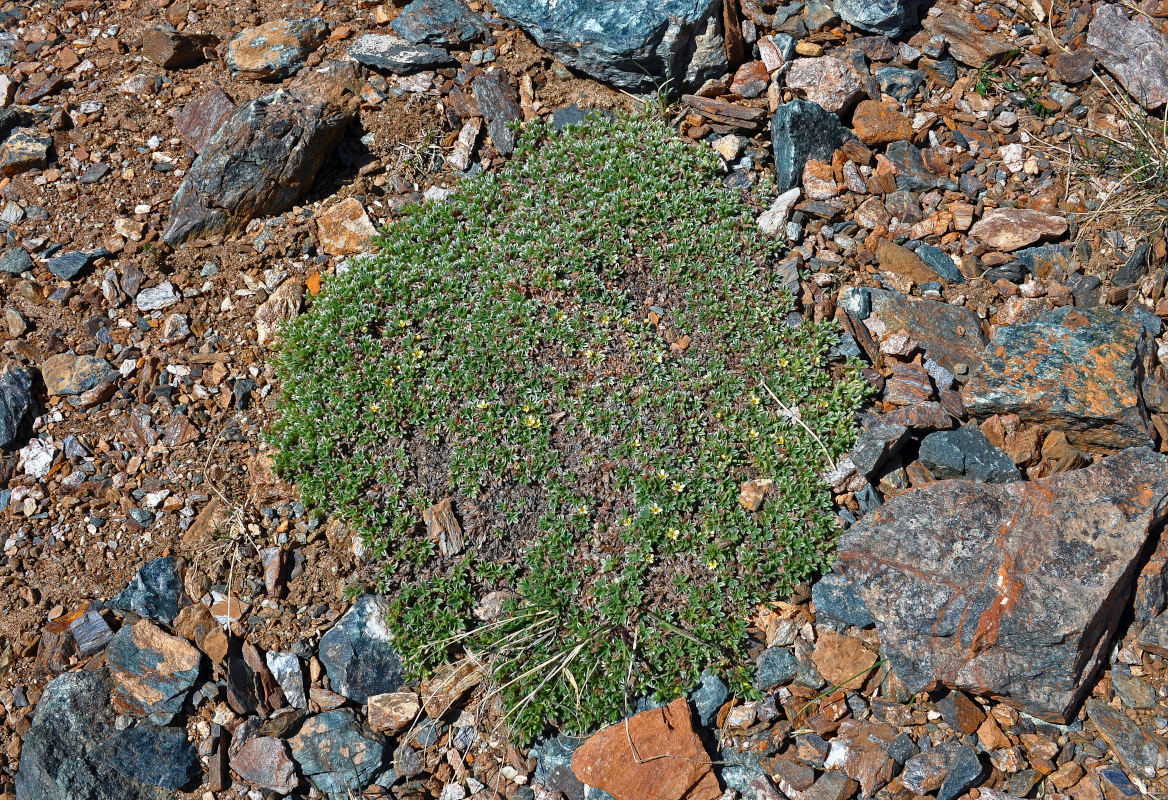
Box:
803, 770, 859, 800
758, 187, 801, 235
420, 658, 481, 717
852, 99, 912, 146
919, 424, 1022, 483
255, 278, 303, 347
1088, 4, 1168, 111
231, 736, 298, 793
316, 197, 377, 256
226, 18, 327, 81
840, 287, 987, 374
938, 690, 986, 734
970, 207, 1068, 252
739, 477, 773, 511
141, 26, 212, 69
106, 725, 200, 791
837, 448, 1168, 723
266, 650, 307, 708
823, 719, 898, 796
162, 86, 355, 246
572, 698, 719, 800
173, 602, 229, 664
834, 0, 909, 36
1046, 49, 1095, 84
902, 741, 986, 800
15, 669, 172, 800
877, 238, 938, 285
0, 364, 31, 449
915, 243, 964, 283
41, 353, 117, 397
812, 571, 874, 628
492, 0, 726, 92
772, 100, 851, 193
109, 557, 183, 624
136, 282, 181, 311
108, 620, 203, 723
368, 691, 421, 734
786, 57, 864, 114
812, 631, 878, 687
176, 88, 235, 154
347, 33, 458, 74
0, 127, 51, 175
1087, 698, 1168, 782
963, 308, 1151, 451
730, 59, 770, 98
0, 246, 31, 275
472, 70, 522, 156
923, 6, 1013, 67
48, 248, 110, 280
319, 594, 403, 703
755, 646, 799, 690
289, 710, 385, 797
390, 0, 488, 46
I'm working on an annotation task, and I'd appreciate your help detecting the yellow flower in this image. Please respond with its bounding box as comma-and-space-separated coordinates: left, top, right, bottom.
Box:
524, 415, 541, 429
398, 319, 408, 328
666, 528, 680, 540
650, 504, 663, 515
477, 400, 489, 410
523, 403, 532, 413
370, 403, 381, 413
671, 481, 685, 493
644, 551, 655, 564
749, 429, 760, 439
622, 517, 633, 528
601, 315, 611, 324
576, 504, 588, 516
657, 468, 668, 480
555, 312, 566, 322
653, 353, 664, 364
413, 348, 424, 360
707, 559, 718, 570
750, 394, 760, 406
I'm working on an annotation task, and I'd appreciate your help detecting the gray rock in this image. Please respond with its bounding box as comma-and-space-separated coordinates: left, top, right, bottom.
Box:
104, 725, 200, 791
1086, 698, 1168, 781
266, 650, 307, 709
1088, 4, 1168, 111
849, 420, 909, 477
472, 71, 522, 155
689, 671, 730, 726
390, 0, 488, 46
0, 246, 31, 274
135, 282, 181, 312
902, 741, 985, 800
0, 364, 31, 448
289, 710, 385, 798
754, 646, 799, 691
15, 668, 170, 799
318, 595, 403, 703
108, 557, 183, 624
47, 248, 110, 280
1111, 670, 1156, 710
107, 619, 203, 724
914, 243, 964, 283
348, 33, 458, 74
919, 424, 1022, 484
490, 0, 726, 92
530, 735, 586, 800
162, 86, 355, 246
771, 99, 850, 193
811, 571, 874, 629
835, 0, 911, 35
40, 353, 117, 397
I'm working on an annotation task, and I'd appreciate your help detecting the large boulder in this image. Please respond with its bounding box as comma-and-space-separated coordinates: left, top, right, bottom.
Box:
1088, 4, 1168, 111
836, 447, 1168, 723
490, 0, 727, 92
162, 84, 355, 246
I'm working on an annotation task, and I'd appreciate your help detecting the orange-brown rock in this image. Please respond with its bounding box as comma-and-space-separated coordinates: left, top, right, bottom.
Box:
316, 197, 378, 256
572, 698, 719, 800
852, 100, 913, 146
812, 631, 879, 687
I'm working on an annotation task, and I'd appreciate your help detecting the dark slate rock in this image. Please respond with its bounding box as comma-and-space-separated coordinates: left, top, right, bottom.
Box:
963, 307, 1151, 451
889, 732, 919, 764
289, 710, 386, 798
902, 741, 985, 800
914, 243, 964, 283
771, 99, 850, 193
107, 620, 203, 724
47, 248, 111, 281
530, 735, 586, 800
162, 86, 356, 246
850, 419, 909, 477
390, 0, 488, 46
834, 0, 911, 36
812, 571, 874, 628
1015, 243, 1073, 278
104, 725, 200, 791
472, 70, 522, 156
1086, 698, 1168, 780
754, 646, 799, 691
836, 448, 1168, 722
318, 595, 403, 703
1116, 240, 1152, 285
0, 246, 31, 274
689, 671, 730, 726
348, 33, 457, 74
15, 668, 170, 800
108, 557, 183, 624
0, 364, 31, 449
490, 0, 726, 92
919, 424, 1021, 483
550, 104, 615, 132
876, 66, 925, 101
886, 140, 950, 191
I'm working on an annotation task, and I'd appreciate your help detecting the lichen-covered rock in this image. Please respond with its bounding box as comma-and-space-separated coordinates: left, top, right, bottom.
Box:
226, 18, 327, 81
162, 85, 355, 246
289, 710, 385, 797
347, 33, 458, 74
108, 620, 203, 724
963, 308, 1151, 451
836, 447, 1168, 723
390, 0, 488, 46
490, 0, 726, 92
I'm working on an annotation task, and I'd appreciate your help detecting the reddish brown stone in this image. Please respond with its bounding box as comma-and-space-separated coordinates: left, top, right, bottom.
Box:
811, 631, 879, 688
969, 207, 1068, 252
176, 88, 236, 154
729, 60, 770, 98
572, 698, 719, 800
823, 720, 898, 796
876, 238, 938, 285
852, 100, 913, 147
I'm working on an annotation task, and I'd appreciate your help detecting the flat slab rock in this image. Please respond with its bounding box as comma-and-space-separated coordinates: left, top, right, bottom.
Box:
1088, 4, 1168, 111
963, 307, 1151, 451
836, 447, 1168, 723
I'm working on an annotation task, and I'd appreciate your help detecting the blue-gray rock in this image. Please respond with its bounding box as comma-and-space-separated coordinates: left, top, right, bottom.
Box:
490, 0, 727, 92
107, 620, 203, 724
754, 646, 799, 691
104, 725, 200, 791
903, 742, 986, 800
914, 243, 964, 283
530, 735, 585, 800
886, 140, 953, 191
318, 595, 403, 703
771, 99, 850, 193
919, 424, 1022, 484
0, 246, 31, 274
0, 364, 31, 449
889, 731, 919, 764
47, 248, 110, 280
348, 33, 458, 74
40, 353, 117, 397
289, 710, 385, 798
1116, 240, 1152, 285
1015, 243, 1073, 278
849, 419, 909, 477
15, 668, 171, 799
108, 557, 183, 624
812, 571, 874, 628
835, 0, 911, 36
390, 0, 488, 46
876, 67, 925, 102
162, 85, 355, 246
472, 71, 522, 155
689, 671, 730, 726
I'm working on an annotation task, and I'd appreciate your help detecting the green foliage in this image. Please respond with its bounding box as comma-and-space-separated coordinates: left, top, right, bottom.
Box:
271, 115, 869, 742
